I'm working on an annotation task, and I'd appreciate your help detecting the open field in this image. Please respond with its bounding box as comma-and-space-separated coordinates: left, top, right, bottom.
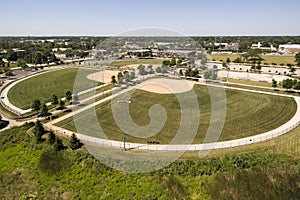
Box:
7, 68, 100, 109
109, 58, 163, 67
227, 78, 273, 87
210, 54, 296, 66
56, 85, 297, 144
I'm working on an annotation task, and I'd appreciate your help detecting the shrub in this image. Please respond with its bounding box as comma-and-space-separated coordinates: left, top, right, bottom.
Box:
38, 149, 70, 176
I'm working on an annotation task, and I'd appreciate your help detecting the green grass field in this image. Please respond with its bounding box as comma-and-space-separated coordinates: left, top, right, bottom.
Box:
8, 68, 100, 109
56, 84, 297, 144
109, 58, 163, 67
210, 54, 296, 65
227, 78, 273, 87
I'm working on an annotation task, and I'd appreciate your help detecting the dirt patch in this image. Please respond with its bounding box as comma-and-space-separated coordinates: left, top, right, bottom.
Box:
139, 78, 194, 94
87, 70, 119, 83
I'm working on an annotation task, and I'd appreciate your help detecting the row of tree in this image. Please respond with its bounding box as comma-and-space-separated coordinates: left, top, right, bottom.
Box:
272, 78, 300, 90
111, 70, 136, 85
31, 90, 74, 116
33, 120, 82, 150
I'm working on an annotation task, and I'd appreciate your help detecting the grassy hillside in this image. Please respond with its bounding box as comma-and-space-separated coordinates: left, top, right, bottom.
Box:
1, 124, 300, 199
57, 85, 297, 144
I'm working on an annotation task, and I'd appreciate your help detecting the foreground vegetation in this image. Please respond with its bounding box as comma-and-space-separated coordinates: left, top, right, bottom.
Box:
1, 124, 300, 199
57, 84, 296, 144
7, 67, 100, 109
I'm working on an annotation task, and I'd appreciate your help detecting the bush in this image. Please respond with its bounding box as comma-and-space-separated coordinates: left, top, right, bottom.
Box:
53, 138, 65, 151
38, 149, 70, 176
69, 133, 83, 150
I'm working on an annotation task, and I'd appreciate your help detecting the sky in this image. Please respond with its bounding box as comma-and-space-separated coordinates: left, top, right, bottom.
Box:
0, 0, 299, 36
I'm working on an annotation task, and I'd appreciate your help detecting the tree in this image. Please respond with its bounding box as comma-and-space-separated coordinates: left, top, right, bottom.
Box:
272, 79, 277, 89
177, 58, 183, 65
40, 103, 48, 116
66, 90, 72, 101
17, 58, 28, 69
138, 65, 146, 75
5, 69, 13, 76
117, 71, 123, 82
294, 81, 300, 90
179, 69, 183, 76
204, 70, 212, 79
52, 94, 59, 105
295, 52, 300, 66
58, 100, 65, 110
123, 71, 130, 82
32, 99, 41, 111
54, 138, 65, 151
111, 75, 117, 85
222, 61, 228, 69
162, 60, 171, 66
48, 131, 56, 145
185, 67, 192, 77
73, 94, 79, 103
282, 79, 294, 90
6, 50, 18, 61
69, 133, 83, 150
130, 72, 135, 80
226, 57, 231, 64
204, 70, 218, 80
156, 67, 162, 73
170, 57, 176, 66
34, 51, 43, 65
289, 66, 296, 74
33, 120, 45, 143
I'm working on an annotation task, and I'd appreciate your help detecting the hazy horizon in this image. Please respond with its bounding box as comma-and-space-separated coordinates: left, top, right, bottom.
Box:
1, 0, 299, 36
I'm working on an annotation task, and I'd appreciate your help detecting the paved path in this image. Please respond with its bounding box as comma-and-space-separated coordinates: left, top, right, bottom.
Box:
45, 80, 300, 151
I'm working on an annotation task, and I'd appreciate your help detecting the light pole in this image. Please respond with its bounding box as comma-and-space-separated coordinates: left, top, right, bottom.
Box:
117, 99, 131, 150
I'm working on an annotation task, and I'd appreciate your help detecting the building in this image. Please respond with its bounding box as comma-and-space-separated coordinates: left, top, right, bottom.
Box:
251, 42, 277, 51
278, 44, 300, 54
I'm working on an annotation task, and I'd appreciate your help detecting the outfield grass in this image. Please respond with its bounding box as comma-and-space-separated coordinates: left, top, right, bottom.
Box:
8, 68, 100, 109
210, 54, 296, 66
109, 58, 163, 67
56, 84, 297, 144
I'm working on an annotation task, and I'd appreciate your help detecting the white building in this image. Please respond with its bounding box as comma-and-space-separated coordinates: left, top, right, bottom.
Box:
278, 44, 300, 54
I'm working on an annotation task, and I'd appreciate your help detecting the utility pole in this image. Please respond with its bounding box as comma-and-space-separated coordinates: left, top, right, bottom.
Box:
117, 99, 131, 150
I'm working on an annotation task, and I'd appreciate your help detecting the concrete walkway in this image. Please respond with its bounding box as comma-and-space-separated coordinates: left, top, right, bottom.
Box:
45, 80, 300, 151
